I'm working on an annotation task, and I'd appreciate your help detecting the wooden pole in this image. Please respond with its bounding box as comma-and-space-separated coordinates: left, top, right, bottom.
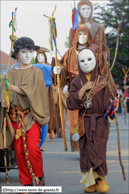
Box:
52, 18, 68, 151
122, 68, 129, 124
101, 28, 126, 181
3, 8, 17, 184
3, 111, 9, 184
107, 80, 126, 181
74, 0, 76, 8
43, 6, 68, 151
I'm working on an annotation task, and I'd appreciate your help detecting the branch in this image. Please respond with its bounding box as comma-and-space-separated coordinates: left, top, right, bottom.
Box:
108, 27, 120, 73
101, 27, 126, 181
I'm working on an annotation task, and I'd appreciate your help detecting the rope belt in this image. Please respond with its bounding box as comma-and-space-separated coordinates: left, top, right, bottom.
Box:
10, 108, 29, 140
10, 107, 39, 184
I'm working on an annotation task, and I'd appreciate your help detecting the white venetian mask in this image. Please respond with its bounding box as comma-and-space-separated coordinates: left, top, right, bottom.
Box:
80, 5, 91, 21
78, 30, 88, 45
18, 48, 33, 65
37, 53, 45, 63
78, 49, 96, 73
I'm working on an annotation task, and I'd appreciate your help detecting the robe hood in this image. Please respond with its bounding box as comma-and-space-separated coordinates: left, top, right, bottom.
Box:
78, 48, 98, 85
77, 0, 93, 24
72, 23, 92, 50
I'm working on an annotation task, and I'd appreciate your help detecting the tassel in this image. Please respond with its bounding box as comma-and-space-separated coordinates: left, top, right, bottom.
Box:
5, 91, 9, 110
9, 21, 12, 28
54, 20, 57, 37
72, 9, 78, 30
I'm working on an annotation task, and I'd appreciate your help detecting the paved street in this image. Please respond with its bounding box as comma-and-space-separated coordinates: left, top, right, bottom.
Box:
0, 113, 128, 194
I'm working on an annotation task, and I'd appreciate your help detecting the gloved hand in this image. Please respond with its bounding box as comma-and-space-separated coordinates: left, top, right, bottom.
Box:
53, 66, 61, 74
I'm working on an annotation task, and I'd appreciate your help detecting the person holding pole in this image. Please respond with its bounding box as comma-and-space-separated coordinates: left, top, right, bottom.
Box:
43, 5, 68, 151
66, 48, 117, 193
69, 0, 117, 96
54, 23, 110, 152
0, 37, 50, 187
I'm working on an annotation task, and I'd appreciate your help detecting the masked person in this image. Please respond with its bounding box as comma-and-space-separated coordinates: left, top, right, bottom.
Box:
35, 49, 50, 66
54, 23, 116, 152
0, 37, 50, 187
36, 50, 64, 139
51, 57, 68, 139
69, 0, 107, 61
69, 0, 118, 98
66, 48, 117, 193
35, 50, 57, 140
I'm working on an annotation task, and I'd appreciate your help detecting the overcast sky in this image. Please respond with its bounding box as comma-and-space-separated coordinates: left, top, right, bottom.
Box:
1, 0, 108, 63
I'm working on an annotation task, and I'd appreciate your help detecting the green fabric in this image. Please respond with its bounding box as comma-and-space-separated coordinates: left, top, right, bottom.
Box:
4, 79, 9, 91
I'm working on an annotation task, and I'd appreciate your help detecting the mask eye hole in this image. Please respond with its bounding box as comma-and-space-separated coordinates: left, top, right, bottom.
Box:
88, 58, 92, 61
80, 60, 84, 62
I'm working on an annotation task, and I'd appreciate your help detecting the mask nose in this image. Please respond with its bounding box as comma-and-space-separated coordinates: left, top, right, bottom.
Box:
26, 50, 30, 58
84, 59, 88, 65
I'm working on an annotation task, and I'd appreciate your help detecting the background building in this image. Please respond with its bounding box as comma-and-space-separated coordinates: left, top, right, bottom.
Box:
0, 50, 16, 83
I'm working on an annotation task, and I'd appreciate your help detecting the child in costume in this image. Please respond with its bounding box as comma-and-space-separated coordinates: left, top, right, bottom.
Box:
0, 37, 50, 187
54, 23, 116, 152
66, 48, 117, 193
35, 49, 56, 143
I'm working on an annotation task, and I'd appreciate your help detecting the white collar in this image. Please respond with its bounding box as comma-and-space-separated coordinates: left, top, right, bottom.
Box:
15, 65, 32, 69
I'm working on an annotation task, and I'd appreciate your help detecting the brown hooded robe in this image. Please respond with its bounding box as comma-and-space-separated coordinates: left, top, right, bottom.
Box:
69, 0, 107, 60
69, 0, 118, 97
59, 23, 109, 152
66, 48, 111, 176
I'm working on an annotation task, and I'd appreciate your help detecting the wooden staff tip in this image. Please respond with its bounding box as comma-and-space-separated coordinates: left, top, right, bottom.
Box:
52, 5, 57, 17
43, 14, 50, 19
122, 68, 125, 74
126, 69, 129, 75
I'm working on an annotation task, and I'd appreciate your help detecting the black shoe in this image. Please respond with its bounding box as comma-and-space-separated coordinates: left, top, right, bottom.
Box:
19, 192, 32, 194
24, 183, 33, 186
36, 174, 45, 186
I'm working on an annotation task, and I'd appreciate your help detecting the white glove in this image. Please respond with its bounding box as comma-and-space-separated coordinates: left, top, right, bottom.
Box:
53, 66, 61, 75
63, 85, 68, 94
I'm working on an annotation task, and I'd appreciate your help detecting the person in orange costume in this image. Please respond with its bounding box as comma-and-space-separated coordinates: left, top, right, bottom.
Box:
69, 0, 107, 61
